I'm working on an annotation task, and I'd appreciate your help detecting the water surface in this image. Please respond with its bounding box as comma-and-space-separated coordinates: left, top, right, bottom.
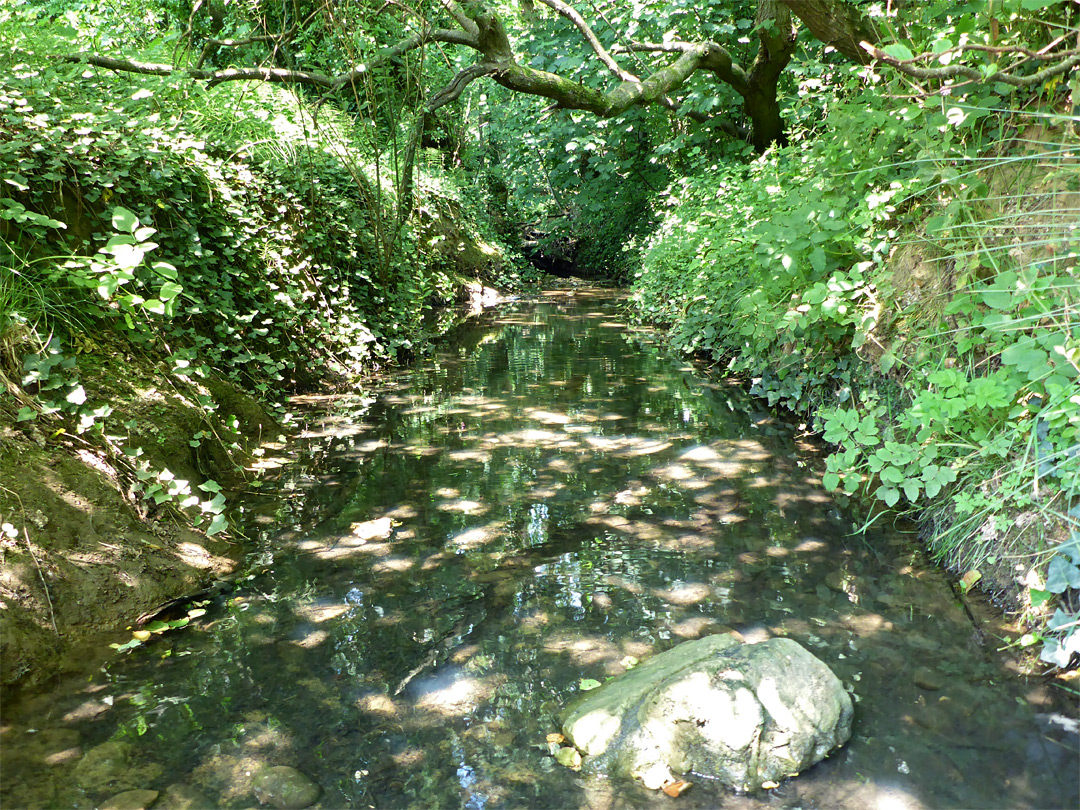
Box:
3, 291, 1077, 809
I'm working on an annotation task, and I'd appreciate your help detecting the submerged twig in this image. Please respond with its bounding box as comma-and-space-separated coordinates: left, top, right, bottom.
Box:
23, 526, 59, 637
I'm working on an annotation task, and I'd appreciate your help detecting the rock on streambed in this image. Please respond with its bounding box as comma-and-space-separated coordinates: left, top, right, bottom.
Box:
562, 633, 853, 792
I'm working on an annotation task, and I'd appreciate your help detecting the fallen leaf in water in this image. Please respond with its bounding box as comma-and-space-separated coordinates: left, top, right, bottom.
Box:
662, 780, 692, 797
546, 733, 565, 744
579, 678, 602, 691
555, 746, 582, 770
761, 780, 780, 790
960, 569, 981, 592
132, 630, 152, 642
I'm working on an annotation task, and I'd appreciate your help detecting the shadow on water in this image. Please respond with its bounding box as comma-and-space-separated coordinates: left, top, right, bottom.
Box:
3, 290, 1078, 809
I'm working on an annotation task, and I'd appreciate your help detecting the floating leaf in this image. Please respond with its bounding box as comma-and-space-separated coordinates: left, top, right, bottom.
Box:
546, 733, 565, 744
761, 780, 780, 790
579, 678, 602, 691
132, 630, 152, 642
662, 780, 692, 797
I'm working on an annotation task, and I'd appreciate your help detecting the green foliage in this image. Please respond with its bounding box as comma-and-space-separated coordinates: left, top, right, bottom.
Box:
630, 4, 1080, 661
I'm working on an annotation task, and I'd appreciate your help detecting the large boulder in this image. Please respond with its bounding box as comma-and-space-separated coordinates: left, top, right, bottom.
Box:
562, 634, 853, 792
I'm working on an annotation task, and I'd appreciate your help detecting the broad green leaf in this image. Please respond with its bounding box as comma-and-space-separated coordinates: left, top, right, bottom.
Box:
579, 678, 602, 691
159, 281, 183, 301
207, 513, 228, 535
1046, 556, 1080, 593
822, 472, 840, 491
882, 43, 914, 61
111, 206, 139, 233
876, 485, 900, 507
152, 261, 178, 280
902, 480, 920, 502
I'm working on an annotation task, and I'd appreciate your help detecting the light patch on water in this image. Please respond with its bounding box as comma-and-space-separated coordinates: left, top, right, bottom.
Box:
450, 524, 502, 550
296, 603, 349, 623
653, 582, 711, 606
372, 556, 415, 574
289, 628, 329, 648
437, 499, 487, 515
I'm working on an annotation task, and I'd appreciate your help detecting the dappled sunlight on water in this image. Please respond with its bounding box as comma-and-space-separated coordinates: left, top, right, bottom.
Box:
2, 291, 1077, 809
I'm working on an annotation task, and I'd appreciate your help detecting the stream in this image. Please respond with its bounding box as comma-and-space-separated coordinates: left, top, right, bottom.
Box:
2, 290, 1077, 809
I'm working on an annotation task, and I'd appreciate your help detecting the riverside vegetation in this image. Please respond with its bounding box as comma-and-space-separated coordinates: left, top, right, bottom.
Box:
1, 0, 1077, 695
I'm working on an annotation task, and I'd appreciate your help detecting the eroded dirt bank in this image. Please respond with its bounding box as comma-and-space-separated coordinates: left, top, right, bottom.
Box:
0, 342, 281, 688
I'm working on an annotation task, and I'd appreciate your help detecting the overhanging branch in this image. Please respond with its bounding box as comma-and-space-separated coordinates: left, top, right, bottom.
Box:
860, 41, 1080, 88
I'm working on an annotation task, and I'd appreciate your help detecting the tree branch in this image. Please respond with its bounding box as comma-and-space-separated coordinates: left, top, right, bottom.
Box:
440, 0, 479, 36
861, 41, 1080, 88
196, 26, 297, 69
535, 0, 635, 82
55, 53, 338, 88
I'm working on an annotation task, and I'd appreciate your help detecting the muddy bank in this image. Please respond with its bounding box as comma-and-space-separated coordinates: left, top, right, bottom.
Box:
0, 282, 514, 690
0, 341, 281, 688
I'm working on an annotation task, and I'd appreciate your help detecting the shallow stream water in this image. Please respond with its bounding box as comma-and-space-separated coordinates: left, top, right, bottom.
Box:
3, 291, 1078, 809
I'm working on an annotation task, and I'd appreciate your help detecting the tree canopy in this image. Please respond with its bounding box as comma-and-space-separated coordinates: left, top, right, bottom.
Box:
55, 0, 1079, 155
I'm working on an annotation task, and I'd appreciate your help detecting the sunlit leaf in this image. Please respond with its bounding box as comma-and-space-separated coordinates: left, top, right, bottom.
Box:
111, 206, 139, 233
554, 747, 582, 770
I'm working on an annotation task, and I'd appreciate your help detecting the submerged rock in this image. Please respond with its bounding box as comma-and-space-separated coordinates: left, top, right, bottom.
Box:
74, 741, 132, 791
562, 634, 853, 792
98, 789, 160, 810
252, 765, 321, 809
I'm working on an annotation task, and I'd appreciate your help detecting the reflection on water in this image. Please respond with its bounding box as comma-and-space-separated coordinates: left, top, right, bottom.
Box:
3, 291, 1077, 809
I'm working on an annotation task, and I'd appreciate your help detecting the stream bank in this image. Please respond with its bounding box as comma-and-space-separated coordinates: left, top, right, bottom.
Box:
0, 282, 511, 690
1, 290, 1076, 810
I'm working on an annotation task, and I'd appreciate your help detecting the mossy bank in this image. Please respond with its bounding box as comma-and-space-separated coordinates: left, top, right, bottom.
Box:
0, 41, 530, 687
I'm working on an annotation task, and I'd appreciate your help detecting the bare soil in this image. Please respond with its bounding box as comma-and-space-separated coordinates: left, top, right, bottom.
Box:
0, 339, 281, 689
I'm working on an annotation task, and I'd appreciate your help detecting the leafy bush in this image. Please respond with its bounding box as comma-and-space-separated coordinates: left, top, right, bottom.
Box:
632, 50, 1080, 665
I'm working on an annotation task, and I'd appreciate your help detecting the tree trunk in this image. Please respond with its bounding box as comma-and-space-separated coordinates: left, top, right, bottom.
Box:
743, 0, 798, 150
780, 0, 880, 64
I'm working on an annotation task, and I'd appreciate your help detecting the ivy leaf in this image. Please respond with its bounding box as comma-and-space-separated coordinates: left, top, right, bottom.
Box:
1029, 588, 1053, 608
206, 513, 228, 536
111, 206, 139, 233
159, 281, 183, 301
66, 385, 87, 405
1046, 556, 1080, 593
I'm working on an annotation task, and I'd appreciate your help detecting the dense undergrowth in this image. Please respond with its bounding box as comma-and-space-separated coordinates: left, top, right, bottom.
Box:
0, 8, 531, 548
630, 65, 1080, 666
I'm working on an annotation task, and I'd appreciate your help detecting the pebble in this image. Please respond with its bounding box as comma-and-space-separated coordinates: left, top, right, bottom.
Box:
252, 765, 321, 809
913, 667, 945, 691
